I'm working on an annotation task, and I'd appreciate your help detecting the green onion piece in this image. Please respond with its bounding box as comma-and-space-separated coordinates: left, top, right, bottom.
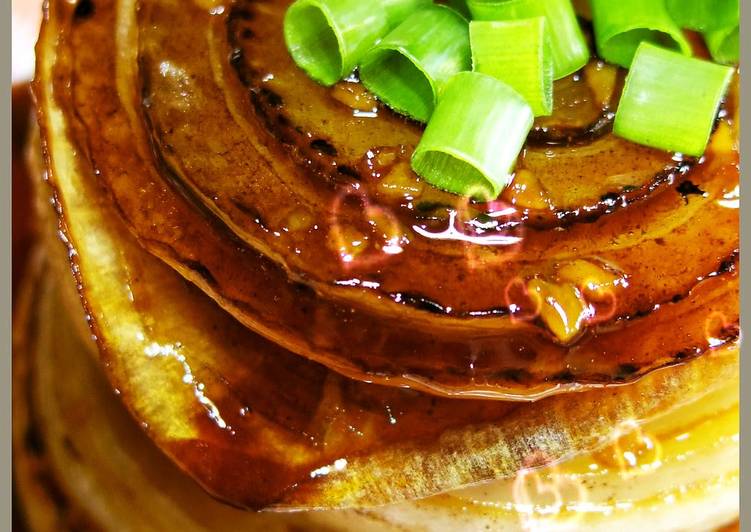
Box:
359, 5, 471, 122
445, 0, 471, 18
613, 42, 733, 156
590, 0, 692, 68
705, 25, 739, 65
380, 0, 434, 25
470, 18, 553, 116
665, 0, 738, 32
284, 0, 429, 86
467, 0, 589, 79
411, 72, 533, 199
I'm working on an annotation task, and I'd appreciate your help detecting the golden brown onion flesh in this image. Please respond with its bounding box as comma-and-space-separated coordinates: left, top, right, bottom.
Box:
30, 55, 739, 508
12, 251, 739, 527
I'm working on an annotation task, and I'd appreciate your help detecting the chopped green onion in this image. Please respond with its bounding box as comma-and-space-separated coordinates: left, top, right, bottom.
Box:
470, 18, 553, 116
467, 0, 589, 79
613, 42, 733, 157
284, 0, 429, 86
590, 0, 692, 68
705, 25, 739, 65
359, 5, 471, 122
445, 0, 471, 18
665, 0, 738, 32
380, 0, 434, 25
411, 72, 533, 199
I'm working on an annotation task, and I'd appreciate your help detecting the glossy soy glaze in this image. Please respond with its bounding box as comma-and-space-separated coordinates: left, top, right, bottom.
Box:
37, 0, 740, 397
26, 113, 740, 509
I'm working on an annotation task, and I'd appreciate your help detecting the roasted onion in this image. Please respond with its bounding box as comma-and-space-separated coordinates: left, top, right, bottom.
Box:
34, 0, 740, 397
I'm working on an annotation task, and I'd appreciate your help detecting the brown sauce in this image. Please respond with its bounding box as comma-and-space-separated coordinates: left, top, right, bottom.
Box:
38, 0, 740, 398
29, 0, 742, 511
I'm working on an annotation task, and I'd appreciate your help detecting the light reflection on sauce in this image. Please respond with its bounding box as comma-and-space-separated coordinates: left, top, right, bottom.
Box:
329, 184, 407, 269
330, 79, 379, 118
511, 451, 588, 531
505, 276, 543, 324
334, 278, 381, 290
143, 340, 231, 431
413, 209, 524, 246
717, 184, 739, 209
704, 310, 739, 348
593, 419, 663, 479
309, 457, 348, 479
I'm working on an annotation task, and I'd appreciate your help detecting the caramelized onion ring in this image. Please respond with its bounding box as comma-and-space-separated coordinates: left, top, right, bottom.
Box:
35, 0, 739, 397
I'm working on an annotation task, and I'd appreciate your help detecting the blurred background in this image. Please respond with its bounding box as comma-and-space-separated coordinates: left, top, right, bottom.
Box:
12, 0, 43, 306
12, 2, 42, 527
13, 0, 43, 84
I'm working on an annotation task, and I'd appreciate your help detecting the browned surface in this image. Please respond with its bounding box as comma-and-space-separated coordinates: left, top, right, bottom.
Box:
142, 0, 733, 318
14, 80, 738, 532
16, 0, 742, 521
25, 116, 740, 510
38, 0, 740, 399
32, 0, 740, 510
11, 253, 740, 527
